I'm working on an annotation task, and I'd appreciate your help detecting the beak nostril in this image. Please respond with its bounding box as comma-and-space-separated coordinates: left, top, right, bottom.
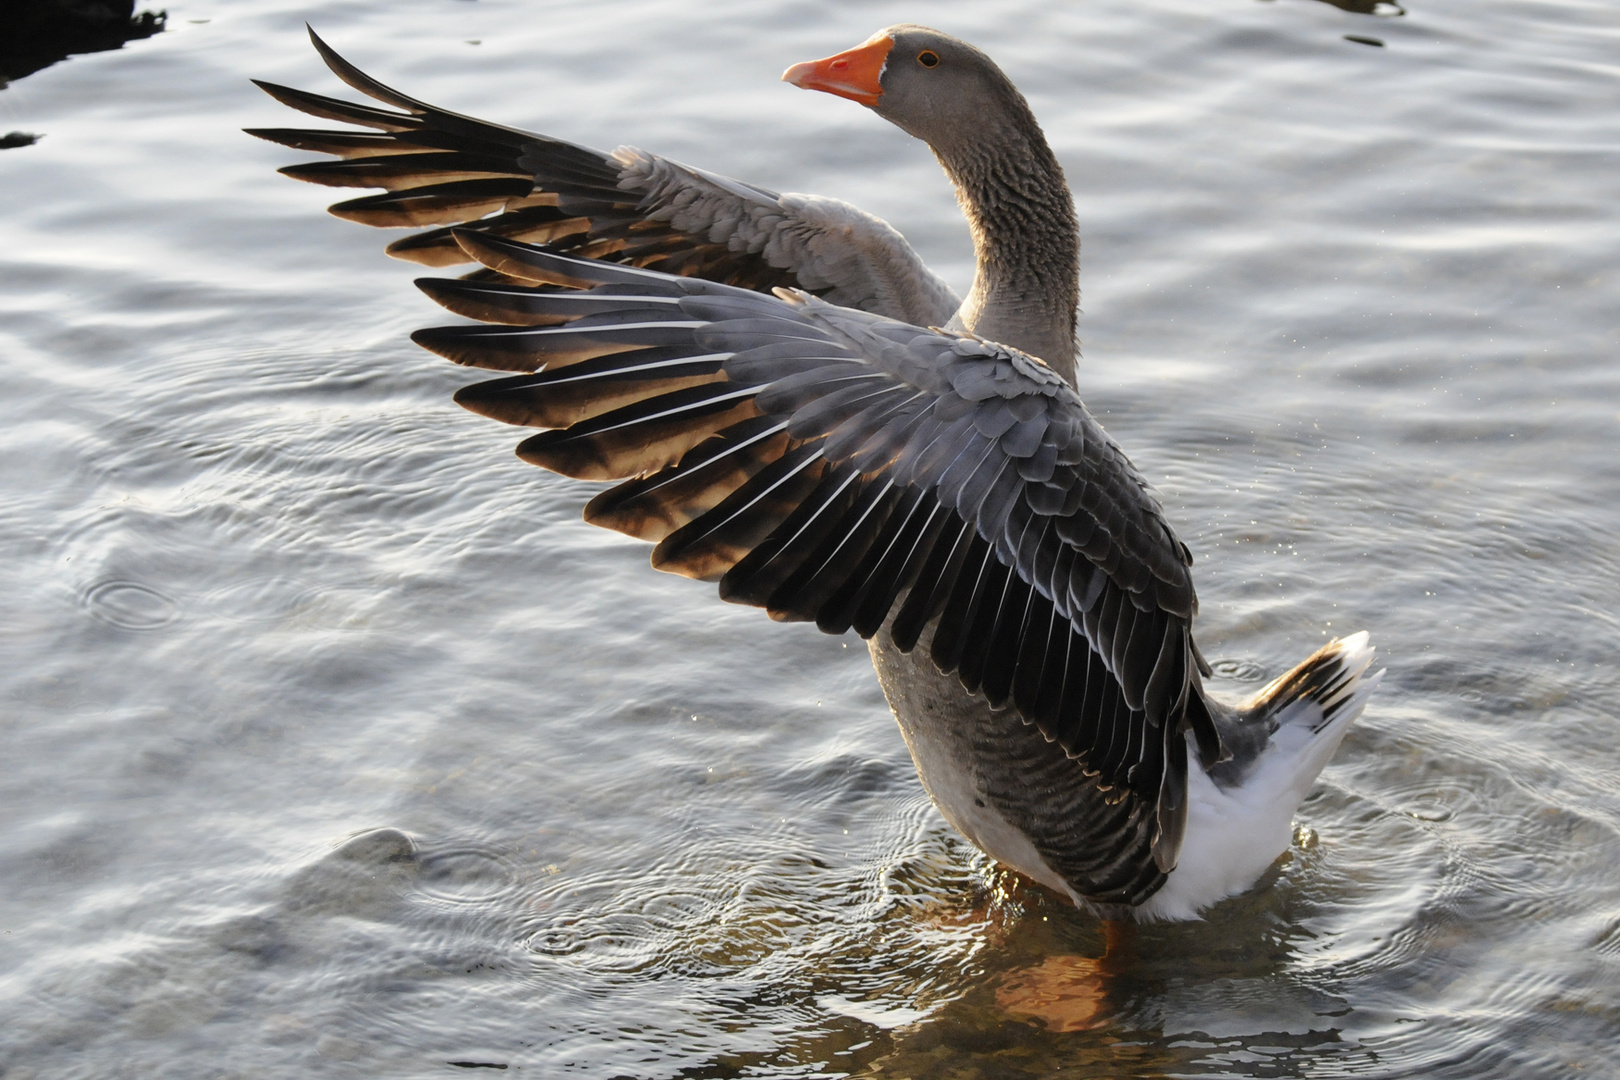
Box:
831, 60, 848, 70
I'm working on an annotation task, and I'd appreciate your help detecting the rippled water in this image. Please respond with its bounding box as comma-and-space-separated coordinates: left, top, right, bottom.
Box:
2, 0, 1617, 1076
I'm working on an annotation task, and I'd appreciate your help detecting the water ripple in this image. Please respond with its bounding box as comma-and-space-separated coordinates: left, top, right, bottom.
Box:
80, 579, 178, 630
1209, 657, 1268, 682
3, 0, 1619, 1077
414, 843, 521, 909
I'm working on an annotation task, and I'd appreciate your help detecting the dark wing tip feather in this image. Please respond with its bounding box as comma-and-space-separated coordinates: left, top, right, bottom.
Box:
582, 418, 791, 544
250, 79, 421, 132
454, 229, 655, 289
306, 26, 431, 116
416, 276, 572, 325
386, 210, 588, 268
328, 179, 535, 227
515, 384, 761, 482
412, 325, 540, 372
243, 125, 296, 147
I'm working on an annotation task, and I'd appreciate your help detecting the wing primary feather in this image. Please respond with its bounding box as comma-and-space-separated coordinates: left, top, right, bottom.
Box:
1109, 601, 1141, 709
891, 517, 973, 653
718, 465, 865, 610
417, 278, 681, 326
1088, 671, 1127, 791
454, 231, 726, 290
413, 318, 702, 372
1072, 645, 1112, 773
817, 485, 928, 635
516, 384, 759, 480
766, 480, 900, 620
585, 418, 791, 542
306, 31, 598, 160
490, 346, 726, 389
1012, 588, 1059, 720
244, 127, 429, 157
657, 442, 822, 552
846, 497, 948, 639
328, 179, 536, 226
977, 567, 1033, 709
452, 348, 731, 429
307, 27, 434, 114
251, 79, 422, 131
652, 443, 827, 582
928, 531, 995, 678
1035, 623, 1078, 737
982, 513, 1049, 709
755, 465, 868, 579
387, 208, 587, 267
953, 554, 1014, 695
277, 151, 528, 190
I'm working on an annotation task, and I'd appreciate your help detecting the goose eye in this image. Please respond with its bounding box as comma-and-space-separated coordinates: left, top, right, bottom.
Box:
917, 50, 939, 68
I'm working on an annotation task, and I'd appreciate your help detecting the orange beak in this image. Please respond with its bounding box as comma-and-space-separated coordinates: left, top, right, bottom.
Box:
781, 32, 894, 107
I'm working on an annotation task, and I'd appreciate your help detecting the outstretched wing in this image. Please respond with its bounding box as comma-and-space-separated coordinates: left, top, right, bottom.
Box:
247, 28, 960, 328
416, 231, 1223, 872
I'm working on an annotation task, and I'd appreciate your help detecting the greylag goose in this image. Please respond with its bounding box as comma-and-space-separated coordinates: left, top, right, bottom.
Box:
251, 26, 1381, 921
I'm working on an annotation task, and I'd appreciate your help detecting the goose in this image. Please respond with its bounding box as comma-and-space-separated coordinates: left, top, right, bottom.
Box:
250, 25, 1381, 922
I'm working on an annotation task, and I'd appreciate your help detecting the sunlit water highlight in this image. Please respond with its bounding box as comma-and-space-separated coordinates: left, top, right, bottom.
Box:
1, 0, 1617, 1076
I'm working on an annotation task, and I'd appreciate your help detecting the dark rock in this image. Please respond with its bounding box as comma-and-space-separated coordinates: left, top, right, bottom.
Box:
0, 0, 167, 84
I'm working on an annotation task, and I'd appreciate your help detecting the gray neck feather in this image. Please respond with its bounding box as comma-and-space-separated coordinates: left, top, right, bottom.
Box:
934, 88, 1079, 386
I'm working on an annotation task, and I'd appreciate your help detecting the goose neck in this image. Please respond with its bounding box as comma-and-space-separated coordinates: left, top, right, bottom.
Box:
936, 125, 1079, 386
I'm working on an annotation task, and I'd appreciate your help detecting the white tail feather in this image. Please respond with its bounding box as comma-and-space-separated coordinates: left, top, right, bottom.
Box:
1135, 633, 1382, 922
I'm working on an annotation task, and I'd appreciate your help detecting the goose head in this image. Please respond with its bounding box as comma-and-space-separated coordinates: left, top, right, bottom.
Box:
784, 26, 1081, 384
784, 26, 1026, 156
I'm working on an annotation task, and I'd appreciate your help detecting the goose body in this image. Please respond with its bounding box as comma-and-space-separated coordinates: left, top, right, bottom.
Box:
252, 26, 1380, 921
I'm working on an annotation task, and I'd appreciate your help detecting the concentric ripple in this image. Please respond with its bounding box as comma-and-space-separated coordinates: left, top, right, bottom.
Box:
414, 843, 523, 909
81, 580, 178, 630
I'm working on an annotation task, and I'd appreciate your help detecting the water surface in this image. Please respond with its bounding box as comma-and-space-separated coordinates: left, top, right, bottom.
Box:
1, 0, 1617, 1076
